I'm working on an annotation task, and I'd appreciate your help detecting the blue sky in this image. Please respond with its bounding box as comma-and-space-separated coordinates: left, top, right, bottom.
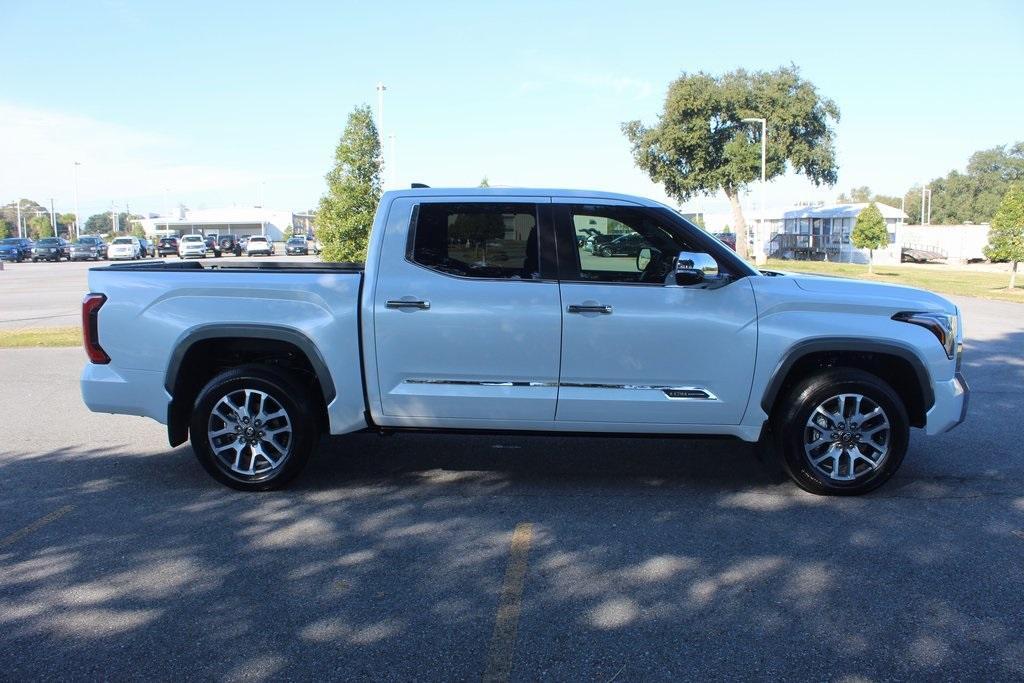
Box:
3, 0, 1022, 220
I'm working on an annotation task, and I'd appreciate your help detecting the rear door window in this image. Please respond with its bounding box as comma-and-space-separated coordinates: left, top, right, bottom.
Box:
409, 203, 544, 280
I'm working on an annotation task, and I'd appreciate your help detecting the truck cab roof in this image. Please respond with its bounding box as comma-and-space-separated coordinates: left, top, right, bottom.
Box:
385, 187, 671, 209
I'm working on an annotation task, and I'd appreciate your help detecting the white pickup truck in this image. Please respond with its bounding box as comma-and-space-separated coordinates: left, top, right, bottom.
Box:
81, 188, 968, 495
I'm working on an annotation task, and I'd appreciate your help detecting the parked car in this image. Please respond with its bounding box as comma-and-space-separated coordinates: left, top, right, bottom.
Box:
583, 233, 616, 253
70, 236, 109, 261
0, 237, 34, 262
157, 237, 180, 258
32, 237, 71, 262
178, 234, 207, 259
594, 232, 647, 257
218, 235, 243, 256
713, 232, 737, 250
108, 236, 143, 260
238, 236, 251, 252
204, 236, 222, 258
81, 187, 967, 495
246, 236, 273, 256
285, 237, 309, 255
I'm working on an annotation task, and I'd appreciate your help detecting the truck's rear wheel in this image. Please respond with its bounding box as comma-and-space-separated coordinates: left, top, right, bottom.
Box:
774, 368, 909, 496
190, 365, 318, 491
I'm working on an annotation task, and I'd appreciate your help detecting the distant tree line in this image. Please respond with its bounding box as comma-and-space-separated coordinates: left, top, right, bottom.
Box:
838, 142, 1024, 225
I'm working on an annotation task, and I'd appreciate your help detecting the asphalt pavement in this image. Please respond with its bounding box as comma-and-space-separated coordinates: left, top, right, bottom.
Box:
0, 290, 1022, 680
0, 254, 317, 330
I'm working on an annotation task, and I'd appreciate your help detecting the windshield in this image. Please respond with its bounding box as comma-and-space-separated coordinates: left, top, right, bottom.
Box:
1, 238, 20, 245
38, 238, 59, 245
250, 237, 267, 243
182, 235, 202, 242
74, 239, 96, 245
287, 238, 304, 244
112, 237, 133, 244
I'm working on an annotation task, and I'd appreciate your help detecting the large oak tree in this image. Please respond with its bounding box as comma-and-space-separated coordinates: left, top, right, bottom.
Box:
623, 65, 840, 260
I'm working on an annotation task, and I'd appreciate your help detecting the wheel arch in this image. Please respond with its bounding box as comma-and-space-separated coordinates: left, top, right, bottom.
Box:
165, 324, 336, 447
761, 338, 934, 429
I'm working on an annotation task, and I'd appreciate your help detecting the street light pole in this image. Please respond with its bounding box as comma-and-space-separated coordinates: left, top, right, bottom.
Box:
73, 161, 81, 239
50, 199, 56, 239
742, 117, 767, 265
376, 82, 386, 140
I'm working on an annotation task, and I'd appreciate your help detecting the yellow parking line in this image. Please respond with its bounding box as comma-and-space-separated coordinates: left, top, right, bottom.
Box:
483, 522, 533, 683
0, 505, 74, 549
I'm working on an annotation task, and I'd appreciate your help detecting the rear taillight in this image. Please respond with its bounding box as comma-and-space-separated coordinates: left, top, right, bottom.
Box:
82, 293, 110, 364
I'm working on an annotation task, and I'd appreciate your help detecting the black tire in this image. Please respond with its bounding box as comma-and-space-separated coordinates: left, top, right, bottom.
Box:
189, 364, 319, 491
773, 368, 909, 496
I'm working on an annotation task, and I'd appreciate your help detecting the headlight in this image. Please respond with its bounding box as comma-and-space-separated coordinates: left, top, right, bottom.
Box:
893, 311, 958, 359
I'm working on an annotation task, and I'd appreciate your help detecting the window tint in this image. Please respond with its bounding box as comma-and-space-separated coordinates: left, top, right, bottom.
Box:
411, 203, 539, 280
567, 205, 697, 283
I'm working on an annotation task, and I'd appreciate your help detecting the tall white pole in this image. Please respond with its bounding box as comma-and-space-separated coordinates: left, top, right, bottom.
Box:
742, 117, 767, 265
73, 161, 81, 239
16, 199, 22, 239
50, 199, 56, 239
388, 133, 396, 189
376, 82, 386, 139
759, 118, 767, 265
920, 185, 926, 224
926, 188, 932, 225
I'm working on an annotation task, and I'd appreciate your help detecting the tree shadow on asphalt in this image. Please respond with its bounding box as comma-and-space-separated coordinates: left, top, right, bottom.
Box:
0, 330, 1022, 679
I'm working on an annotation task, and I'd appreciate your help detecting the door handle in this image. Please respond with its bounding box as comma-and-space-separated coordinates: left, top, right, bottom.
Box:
386, 299, 431, 310
567, 304, 612, 314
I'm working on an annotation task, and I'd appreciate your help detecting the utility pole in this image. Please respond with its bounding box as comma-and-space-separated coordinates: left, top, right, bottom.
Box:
111, 202, 118, 233
920, 185, 926, 224
389, 133, 396, 189
926, 188, 932, 225
50, 199, 56, 239
376, 82, 386, 139
73, 161, 81, 239
16, 199, 22, 239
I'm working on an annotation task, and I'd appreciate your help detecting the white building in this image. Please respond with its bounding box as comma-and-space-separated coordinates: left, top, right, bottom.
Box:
139, 207, 304, 242
705, 202, 908, 265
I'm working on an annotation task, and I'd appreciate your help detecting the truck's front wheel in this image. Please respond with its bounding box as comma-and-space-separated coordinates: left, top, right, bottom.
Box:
774, 368, 909, 496
190, 365, 319, 491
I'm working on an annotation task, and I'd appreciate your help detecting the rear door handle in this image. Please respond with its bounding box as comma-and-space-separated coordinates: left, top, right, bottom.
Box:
567, 304, 612, 314
386, 299, 431, 310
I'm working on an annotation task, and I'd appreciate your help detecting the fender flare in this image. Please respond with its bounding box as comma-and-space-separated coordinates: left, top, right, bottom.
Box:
760, 337, 934, 414
165, 324, 336, 402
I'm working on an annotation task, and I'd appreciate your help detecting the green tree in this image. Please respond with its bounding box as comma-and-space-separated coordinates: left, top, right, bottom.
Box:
838, 186, 873, 203
83, 212, 134, 235
0, 199, 47, 235
904, 142, 1024, 224
479, 176, 490, 188
59, 212, 77, 236
984, 184, 1024, 289
28, 214, 53, 239
851, 202, 888, 274
85, 213, 112, 234
623, 65, 840, 260
0, 219, 11, 239
838, 187, 902, 211
316, 104, 382, 262
130, 222, 146, 238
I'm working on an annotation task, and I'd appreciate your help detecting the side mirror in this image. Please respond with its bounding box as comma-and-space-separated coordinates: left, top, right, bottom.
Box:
636, 247, 653, 271
675, 251, 718, 286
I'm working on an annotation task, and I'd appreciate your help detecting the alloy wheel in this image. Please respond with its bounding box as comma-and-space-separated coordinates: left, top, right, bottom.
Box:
207, 388, 293, 478
803, 393, 890, 482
